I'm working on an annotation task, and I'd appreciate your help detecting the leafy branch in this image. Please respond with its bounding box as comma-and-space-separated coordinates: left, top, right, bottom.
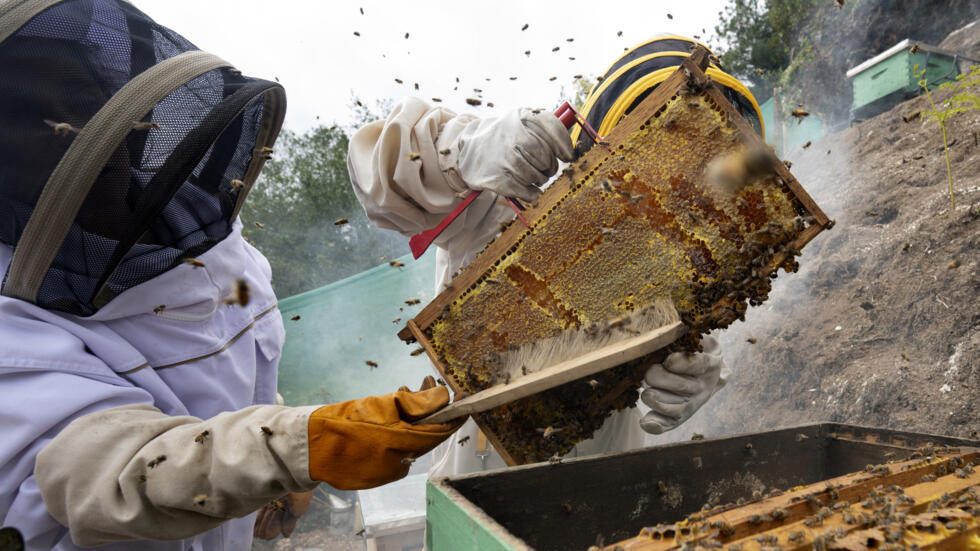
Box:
916, 64, 980, 212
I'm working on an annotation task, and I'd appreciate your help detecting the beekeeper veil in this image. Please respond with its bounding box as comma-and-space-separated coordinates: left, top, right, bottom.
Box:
0, 0, 285, 316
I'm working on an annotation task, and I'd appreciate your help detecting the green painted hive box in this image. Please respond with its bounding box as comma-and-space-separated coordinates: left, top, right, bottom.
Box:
424, 424, 979, 551
846, 38, 961, 121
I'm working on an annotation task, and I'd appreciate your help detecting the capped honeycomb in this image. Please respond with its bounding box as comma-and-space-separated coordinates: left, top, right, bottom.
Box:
412, 56, 828, 465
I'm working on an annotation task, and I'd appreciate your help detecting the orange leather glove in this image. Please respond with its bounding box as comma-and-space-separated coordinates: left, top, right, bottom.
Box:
252, 490, 314, 540
308, 376, 460, 490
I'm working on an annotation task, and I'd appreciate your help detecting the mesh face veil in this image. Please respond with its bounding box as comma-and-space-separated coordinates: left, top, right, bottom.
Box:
0, 0, 286, 316
570, 35, 764, 156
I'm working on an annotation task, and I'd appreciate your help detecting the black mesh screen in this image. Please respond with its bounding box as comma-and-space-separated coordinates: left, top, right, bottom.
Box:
0, 0, 283, 315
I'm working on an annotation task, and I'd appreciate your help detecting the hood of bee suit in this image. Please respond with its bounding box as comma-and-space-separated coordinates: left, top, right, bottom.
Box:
570, 34, 763, 156
0, 0, 286, 317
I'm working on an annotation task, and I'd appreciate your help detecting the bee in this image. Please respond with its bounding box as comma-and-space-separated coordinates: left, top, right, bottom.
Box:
394, 78, 403, 84
524, 50, 531, 56
537, 426, 563, 439
389, 260, 405, 268
353, 31, 360, 36
259, 146, 274, 159
334, 218, 349, 226
691, 433, 704, 440
132, 121, 161, 131
254, 222, 264, 229
414, 83, 419, 90
521, 23, 528, 31
790, 109, 809, 122
153, 305, 167, 314
552, 46, 560, 52
747, 514, 762, 525
666, 13, 673, 19
458, 436, 471, 446
509, 76, 518, 81
465, 98, 482, 106
43, 119, 80, 136
485, 277, 501, 284
183, 258, 205, 268
599, 179, 613, 192
600, 227, 617, 236
487, 102, 494, 108
746, 337, 757, 344
260, 426, 273, 436
355, 528, 366, 537
521, 365, 528, 376
802, 141, 812, 149
405, 298, 421, 306
222, 278, 250, 307
193, 494, 208, 506
359, 7, 364, 14
365, 360, 378, 369
588, 379, 599, 389
194, 430, 210, 444
401, 455, 416, 465
404, 32, 409, 39
392, 317, 401, 323
229, 179, 245, 191
138, 474, 147, 483
148, 455, 167, 468
755, 68, 764, 76
436, 378, 446, 386
745, 442, 754, 451
783, 160, 793, 169
548, 454, 562, 464
771, 508, 789, 520
788, 530, 805, 542
796, 433, 809, 441
409, 347, 425, 357
548, 76, 557, 81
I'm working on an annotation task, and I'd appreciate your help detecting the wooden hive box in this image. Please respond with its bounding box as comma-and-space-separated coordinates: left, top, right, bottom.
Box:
399, 47, 832, 465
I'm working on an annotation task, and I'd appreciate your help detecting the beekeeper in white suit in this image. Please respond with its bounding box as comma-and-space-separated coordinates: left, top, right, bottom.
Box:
0, 2, 458, 549
346, 35, 771, 476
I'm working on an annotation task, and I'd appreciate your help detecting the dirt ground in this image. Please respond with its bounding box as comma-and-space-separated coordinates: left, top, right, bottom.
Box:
664, 84, 980, 444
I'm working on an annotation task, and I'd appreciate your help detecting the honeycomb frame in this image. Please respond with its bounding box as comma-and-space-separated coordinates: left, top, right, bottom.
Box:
400, 47, 832, 465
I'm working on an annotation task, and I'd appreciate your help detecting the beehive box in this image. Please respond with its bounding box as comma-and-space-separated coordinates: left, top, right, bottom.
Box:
400, 48, 831, 465
846, 38, 962, 121
425, 424, 980, 551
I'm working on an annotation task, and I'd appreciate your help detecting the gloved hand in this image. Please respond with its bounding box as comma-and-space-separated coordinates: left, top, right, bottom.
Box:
253, 490, 314, 540
307, 376, 461, 490
451, 108, 575, 202
639, 335, 730, 435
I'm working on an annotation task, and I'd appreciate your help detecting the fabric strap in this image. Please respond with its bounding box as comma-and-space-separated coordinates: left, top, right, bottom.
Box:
2, 50, 231, 303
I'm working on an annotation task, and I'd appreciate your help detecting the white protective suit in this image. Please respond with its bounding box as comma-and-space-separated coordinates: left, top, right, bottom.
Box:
0, 221, 319, 550
348, 98, 675, 477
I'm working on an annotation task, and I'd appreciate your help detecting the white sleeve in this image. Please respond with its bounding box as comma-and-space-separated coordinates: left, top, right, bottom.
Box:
347, 97, 512, 251
35, 402, 319, 547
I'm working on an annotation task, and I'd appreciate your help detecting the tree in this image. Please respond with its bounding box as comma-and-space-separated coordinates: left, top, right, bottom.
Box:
239, 101, 408, 298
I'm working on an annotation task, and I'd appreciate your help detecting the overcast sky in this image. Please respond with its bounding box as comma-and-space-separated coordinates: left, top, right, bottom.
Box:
136, 0, 729, 132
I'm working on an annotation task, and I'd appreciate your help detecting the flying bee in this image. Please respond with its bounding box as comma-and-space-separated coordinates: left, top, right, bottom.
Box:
551, 46, 560, 52
405, 298, 421, 305
438, 148, 451, 156
409, 347, 424, 356
485, 277, 501, 284
458, 436, 470, 446
431, 97, 443, 103
521, 23, 528, 30
193, 494, 208, 506
521, 365, 528, 376
486, 102, 494, 108
465, 98, 482, 106
365, 360, 378, 369
408, 152, 421, 161
132, 121, 161, 131
394, 78, 403, 84
229, 179, 245, 191
389, 260, 405, 268
353, 31, 360, 36
260, 426, 273, 436
599, 179, 613, 192
524, 50, 531, 56
549, 76, 556, 81
414, 83, 419, 90
600, 227, 617, 236
183, 258, 205, 268
401, 455, 416, 465
254, 222, 264, 229
548, 454, 562, 464
588, 379, 599, 389
747, 337, 757, 344
334, 217, 349, 226
44, 119, 80, 136
148, 455, 167, 468
222, 278, 250, 307
392, 317, 401, 323
790, 109, 810, 122
537, 426, 563, 439
194, 430, 210, 444
153, 305, 167, 314
802, 141, 812, 149
404, 32, 409, 39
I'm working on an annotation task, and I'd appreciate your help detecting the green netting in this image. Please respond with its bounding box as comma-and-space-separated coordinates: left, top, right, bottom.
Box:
275, 252, 438, 406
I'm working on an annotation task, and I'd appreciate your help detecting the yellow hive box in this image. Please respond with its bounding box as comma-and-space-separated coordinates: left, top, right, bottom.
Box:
400, 48, 831, 465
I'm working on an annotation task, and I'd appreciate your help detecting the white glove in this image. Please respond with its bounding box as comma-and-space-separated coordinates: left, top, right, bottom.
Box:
449, 108, 574, 202
639, 335, 730, 435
